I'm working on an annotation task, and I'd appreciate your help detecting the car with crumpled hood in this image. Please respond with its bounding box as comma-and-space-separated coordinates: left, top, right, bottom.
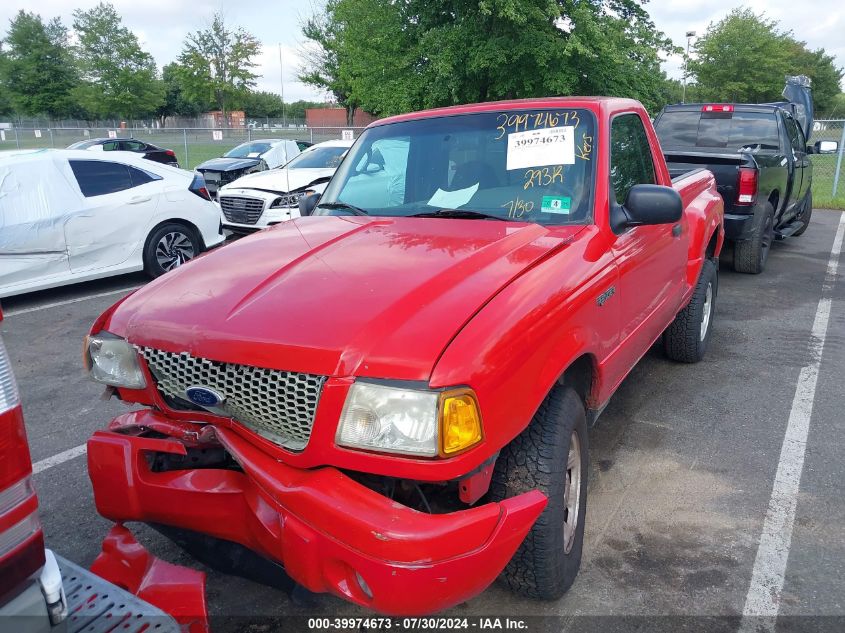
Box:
218, 139, 354, 232
195, 139, 300, 198
82, 97, 723, 615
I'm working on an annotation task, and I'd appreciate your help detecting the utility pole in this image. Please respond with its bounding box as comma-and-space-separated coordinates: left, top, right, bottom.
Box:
682, 31, 696, 103
279, 43, 286, 128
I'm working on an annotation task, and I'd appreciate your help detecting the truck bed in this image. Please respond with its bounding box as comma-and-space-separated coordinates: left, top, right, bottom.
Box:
664, 150, 757, 215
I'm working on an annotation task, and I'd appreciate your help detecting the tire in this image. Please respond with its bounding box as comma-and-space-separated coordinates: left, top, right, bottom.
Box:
490, 386, 588, 600
143, 222, 201, 278
792, 191, 812, 237
663, 258, 717, 363
733, 202, 775, 274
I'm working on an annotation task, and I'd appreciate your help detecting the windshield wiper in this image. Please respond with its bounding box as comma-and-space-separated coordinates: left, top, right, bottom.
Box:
316, 201, 370, 216
410, 208, 506, 221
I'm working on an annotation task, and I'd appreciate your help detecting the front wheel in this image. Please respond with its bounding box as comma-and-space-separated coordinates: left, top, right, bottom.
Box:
143, 223, 200, 278
663, 258, 717, 363
489, 386, 588, 600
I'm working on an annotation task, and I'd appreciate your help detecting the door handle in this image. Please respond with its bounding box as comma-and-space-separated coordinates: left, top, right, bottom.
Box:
672, 224, 682, 237
128, 196, 151, 204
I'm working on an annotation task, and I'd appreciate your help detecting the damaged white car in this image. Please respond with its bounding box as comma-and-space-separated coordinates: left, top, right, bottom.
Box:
0, 149, 225, 298
218, 139, 353, 233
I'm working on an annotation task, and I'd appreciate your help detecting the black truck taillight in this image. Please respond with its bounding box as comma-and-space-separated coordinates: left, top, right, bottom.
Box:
736, 167, 758, 206
189, 173, 211, 201
0, 324, 45, 600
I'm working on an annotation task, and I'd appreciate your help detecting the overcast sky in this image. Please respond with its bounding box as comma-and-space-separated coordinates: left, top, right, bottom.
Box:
1, 0, 843, 102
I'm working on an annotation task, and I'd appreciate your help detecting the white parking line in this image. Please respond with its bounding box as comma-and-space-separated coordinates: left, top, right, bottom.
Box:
32, 443, 88, 474
741, 212, 845, 626
4, 286, 142, 317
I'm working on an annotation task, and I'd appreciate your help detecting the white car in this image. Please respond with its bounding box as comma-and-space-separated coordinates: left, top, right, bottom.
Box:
0, 149, 225, 298
195, 139, 301, 198
218, 139, 354, 232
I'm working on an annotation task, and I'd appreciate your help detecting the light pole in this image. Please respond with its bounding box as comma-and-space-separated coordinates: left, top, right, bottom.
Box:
682, 30, 696, 103
279, 43, 286, 127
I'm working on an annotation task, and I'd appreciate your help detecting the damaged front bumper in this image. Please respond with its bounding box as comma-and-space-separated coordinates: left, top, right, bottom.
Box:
87, 410, 546, 615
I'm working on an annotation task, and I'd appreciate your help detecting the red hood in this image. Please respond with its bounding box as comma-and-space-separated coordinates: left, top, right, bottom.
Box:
108, 217, 584, 381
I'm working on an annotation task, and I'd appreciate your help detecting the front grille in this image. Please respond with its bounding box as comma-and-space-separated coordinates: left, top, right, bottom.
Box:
220, 196, 265, 225
139, 347, 326, 451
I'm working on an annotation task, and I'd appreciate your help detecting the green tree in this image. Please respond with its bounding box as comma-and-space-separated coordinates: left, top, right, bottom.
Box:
286, 99, 328, 121
73, 3, 163, 119
241, 91, 286, 118
301, 0, 679, 118
0, 11, 77, 118
155, 62, 206, 127
299, 4, 359, 124
690, 8, 843, 107
823, 93, 845, 119
177, 14, 261, 123
788, 45, 843, 114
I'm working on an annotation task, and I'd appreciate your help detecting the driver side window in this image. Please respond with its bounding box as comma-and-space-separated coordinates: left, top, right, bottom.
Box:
610, 114, 656, 205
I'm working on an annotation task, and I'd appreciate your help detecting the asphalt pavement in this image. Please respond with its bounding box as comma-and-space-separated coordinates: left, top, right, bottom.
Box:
1, 211, 843, 632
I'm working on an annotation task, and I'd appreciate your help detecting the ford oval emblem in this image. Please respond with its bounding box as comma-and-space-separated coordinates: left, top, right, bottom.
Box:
185, 386, 225, 408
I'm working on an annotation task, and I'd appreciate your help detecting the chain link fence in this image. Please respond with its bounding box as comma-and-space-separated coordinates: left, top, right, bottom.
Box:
810, 119, 845, 209
0, 126, 367, 170
3, 120, 843, 208
4, 116, 309, 129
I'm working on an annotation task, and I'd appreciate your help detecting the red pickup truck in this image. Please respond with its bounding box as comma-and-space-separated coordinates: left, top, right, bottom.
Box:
84, 97, 723, 615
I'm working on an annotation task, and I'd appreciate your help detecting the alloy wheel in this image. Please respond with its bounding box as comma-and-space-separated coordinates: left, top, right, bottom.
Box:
563, 430, 582, 554
155, 231, 195, 272
700, 282, 713, 341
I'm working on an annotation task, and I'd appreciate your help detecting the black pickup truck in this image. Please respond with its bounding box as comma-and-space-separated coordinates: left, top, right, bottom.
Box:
654, 99, 813, 274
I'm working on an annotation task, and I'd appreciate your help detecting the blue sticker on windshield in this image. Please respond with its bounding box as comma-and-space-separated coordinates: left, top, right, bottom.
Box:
541, 196, 571, 214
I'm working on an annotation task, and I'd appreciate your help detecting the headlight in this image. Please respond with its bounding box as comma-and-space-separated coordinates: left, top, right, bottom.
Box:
83, 332, 146, 389
270, 192, 306, 208
336, 383, 482, 457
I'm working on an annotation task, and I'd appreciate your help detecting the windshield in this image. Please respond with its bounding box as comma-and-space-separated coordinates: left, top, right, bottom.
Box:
284, 145, 349, 170
317, 109, 596, 224
656, 110, 781, 151
224, 142, 272, 159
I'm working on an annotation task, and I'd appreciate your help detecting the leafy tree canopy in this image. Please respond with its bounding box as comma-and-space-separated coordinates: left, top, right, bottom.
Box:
300, 0, 680, 117
240, 91, 286, 118
690, 8, 843, 112
177, 13, 261, 120
155, 62, 207, 126
73, 2, 162, 118
0, 11, 77, 118
299, 5, 359, 124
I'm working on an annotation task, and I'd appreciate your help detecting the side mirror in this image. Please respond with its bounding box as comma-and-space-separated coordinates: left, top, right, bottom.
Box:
298, 192, 320, 216
610, 184, 682, 233
814, 140, 839, 154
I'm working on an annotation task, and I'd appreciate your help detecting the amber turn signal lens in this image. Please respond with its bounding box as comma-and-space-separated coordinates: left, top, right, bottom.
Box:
440, 391, 483, 455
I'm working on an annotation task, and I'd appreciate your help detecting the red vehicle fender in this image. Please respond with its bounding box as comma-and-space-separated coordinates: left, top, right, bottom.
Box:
674, 170, 724, 295
91, 524, 209, 633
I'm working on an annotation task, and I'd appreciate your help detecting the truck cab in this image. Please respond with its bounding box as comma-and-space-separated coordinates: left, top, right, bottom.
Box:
84, 97, 723, 615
